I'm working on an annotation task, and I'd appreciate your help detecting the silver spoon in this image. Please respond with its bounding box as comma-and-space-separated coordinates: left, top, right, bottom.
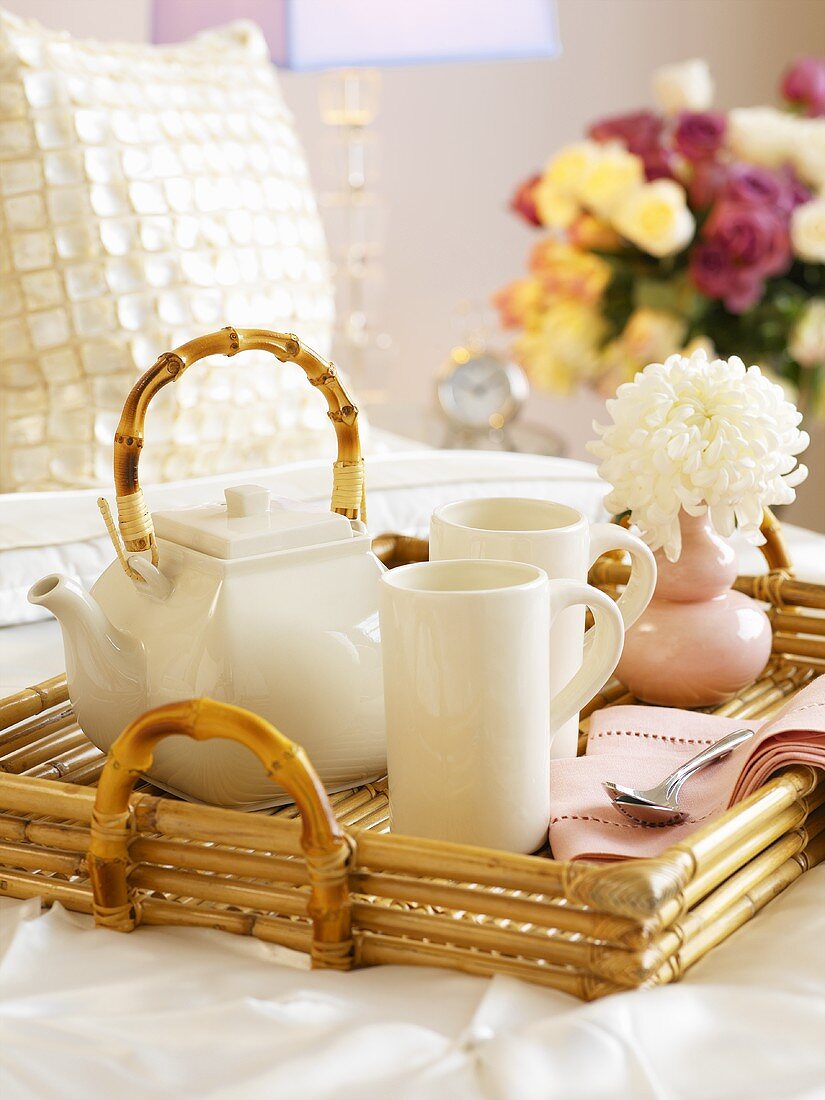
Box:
602, 727, 755, 825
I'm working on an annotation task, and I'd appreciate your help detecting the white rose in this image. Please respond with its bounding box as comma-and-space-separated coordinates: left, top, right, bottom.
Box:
791, 119, 825, 191
789, 299, 825, 367
726, 106, 800, 169
791, 198, 825, 263
614, 180, 695, 258
652, 59, 713, 115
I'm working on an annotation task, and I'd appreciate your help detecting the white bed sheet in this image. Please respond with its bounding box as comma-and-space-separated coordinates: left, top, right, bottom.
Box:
1, 873, 824, 1100
1, 450, 824, 1099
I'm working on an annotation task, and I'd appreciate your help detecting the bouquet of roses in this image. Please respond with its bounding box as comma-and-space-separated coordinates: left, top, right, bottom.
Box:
494, 57, 825, 414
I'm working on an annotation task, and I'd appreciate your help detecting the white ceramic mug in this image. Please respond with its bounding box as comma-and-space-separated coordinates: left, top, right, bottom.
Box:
379, 558, 624, 852
430, 498, 657, 758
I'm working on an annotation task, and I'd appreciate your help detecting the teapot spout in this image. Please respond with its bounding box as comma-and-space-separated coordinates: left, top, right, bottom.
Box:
28, 574, 144, 698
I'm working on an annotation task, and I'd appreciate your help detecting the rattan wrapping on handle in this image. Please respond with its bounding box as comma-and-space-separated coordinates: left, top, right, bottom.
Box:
87, 699, 353, 970
331, 460, 367, 518
109, 327, 365, 564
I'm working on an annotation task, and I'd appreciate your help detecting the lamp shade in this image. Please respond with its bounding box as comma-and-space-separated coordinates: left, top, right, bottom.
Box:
152, 0, 560, 69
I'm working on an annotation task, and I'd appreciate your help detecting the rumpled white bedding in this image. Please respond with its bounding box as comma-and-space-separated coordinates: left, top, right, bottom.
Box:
1, 875, 824, 1100
1, 447, 824, 1099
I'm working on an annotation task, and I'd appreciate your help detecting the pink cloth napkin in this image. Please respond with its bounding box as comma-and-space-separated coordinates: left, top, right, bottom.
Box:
549, 674, 825, 861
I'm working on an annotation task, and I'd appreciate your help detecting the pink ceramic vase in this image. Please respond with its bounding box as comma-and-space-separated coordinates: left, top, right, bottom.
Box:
616, 510, 772, 707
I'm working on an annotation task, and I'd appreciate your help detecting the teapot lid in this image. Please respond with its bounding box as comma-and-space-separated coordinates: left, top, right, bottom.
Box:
152, 484, 356, 560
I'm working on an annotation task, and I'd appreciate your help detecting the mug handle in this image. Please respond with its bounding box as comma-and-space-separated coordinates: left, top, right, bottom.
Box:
547, 580, 625, 729
588, 524, 657, 630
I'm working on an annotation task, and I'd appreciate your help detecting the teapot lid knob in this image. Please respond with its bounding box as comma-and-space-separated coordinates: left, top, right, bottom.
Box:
225, 485, 271, 519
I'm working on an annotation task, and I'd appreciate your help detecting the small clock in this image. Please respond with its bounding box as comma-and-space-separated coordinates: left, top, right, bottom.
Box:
437, 348, 529, 443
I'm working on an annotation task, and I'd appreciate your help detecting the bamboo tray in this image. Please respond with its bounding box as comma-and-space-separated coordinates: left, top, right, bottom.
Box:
1, 536, 823, 1000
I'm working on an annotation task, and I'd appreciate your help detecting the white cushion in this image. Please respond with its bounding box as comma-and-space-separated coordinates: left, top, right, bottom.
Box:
0, 13, 337, 492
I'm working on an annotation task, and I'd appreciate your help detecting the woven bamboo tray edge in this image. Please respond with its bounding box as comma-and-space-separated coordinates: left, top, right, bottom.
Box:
1, 711, 819, 925
1, 544, 823, 997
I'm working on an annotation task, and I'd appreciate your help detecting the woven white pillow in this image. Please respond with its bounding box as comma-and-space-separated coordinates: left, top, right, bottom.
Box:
0, 12, 339, 492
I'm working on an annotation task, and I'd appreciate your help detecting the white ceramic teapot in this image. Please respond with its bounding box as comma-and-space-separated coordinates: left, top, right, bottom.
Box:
29, 328, 386, 808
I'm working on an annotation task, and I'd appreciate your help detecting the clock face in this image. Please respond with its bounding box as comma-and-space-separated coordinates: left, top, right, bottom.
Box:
437, 352, 528, 430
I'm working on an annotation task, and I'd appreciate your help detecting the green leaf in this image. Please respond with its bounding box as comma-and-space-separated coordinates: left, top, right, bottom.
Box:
634, 278, 681, 313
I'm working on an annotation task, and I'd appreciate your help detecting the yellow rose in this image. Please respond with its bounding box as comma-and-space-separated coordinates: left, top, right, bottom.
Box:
529, 239, 611, 305
682, 335, 715, 359
597, 339, 638, 396
598, 327, 719, 399
533, 141, 602, 229
543, 141, 603, 198
620, 307, 687, 365
532, 178, 579, 229
614, 179, 695, 257
491, 278, 543, 329
569, 212, 623, 252
515, 300, 608, 394
580, 146, 644, 218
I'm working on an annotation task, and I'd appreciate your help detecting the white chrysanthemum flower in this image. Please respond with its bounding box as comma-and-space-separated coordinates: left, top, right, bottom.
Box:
587, 349, 809, 562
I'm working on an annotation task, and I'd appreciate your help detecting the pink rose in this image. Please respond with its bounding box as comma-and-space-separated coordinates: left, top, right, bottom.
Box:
777, 165, 813, 212
690, 198, 793, 314
781, 57, 825, 118
723, 165, 785, 209
638, 147, 677, 181
674, 112, 726, 162
689, 241, 764, 313
688, 161, 728, 209
721, 164, 812, 217
510, 173, 543, 227
588, 110, 664, 154
704, 200, 791, 277
588, 110, 677, 181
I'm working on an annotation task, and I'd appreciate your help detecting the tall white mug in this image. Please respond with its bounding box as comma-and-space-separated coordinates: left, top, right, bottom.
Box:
430, 498, 657, 758
379, 559, 624, 852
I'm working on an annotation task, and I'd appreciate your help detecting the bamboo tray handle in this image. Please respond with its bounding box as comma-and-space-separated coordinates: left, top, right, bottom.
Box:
758, 507, 793, 574
87, 698, 353, 971
107, 327, 364, 569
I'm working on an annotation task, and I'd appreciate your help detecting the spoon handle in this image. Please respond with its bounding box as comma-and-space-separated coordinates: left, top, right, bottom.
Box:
665, 727, 755, 798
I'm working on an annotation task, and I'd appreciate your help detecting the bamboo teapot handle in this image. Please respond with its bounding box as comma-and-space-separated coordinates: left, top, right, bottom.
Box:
108, 327, 364, 568
87, 698, 353, 970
